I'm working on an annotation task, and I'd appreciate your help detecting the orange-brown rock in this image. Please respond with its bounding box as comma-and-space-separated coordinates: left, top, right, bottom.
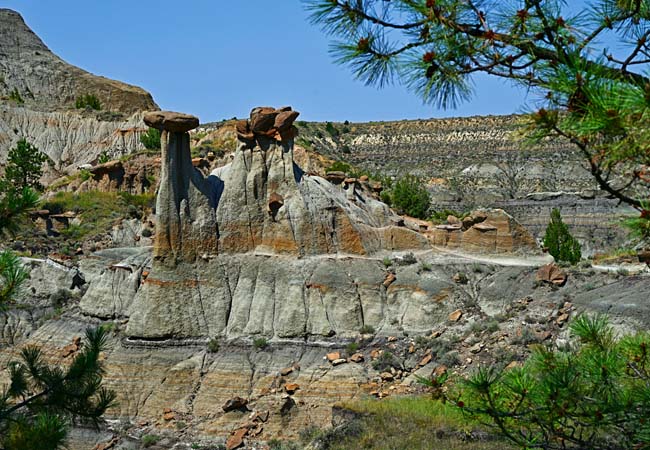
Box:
223, 396, 248, 412
448, 309, 463, 322
326, 352, 341, 362
383, 273, 396, 287
431, 209, 538, 254
418, 353, 432, 367
144, 111, 199, 133
226, 428, 248, 450
536, 263, 567, 286
349, 353, 364, 363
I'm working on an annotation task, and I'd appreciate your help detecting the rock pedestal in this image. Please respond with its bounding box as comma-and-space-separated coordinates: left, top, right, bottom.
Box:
127, 106, 433, 340
144, 111, 218, 263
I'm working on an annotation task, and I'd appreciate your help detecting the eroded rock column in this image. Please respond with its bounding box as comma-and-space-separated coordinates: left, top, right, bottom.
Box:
144, 111, 218, 263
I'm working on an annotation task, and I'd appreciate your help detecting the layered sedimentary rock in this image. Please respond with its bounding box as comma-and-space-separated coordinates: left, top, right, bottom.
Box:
123, 107, 439, 340
0, 9, 158, 175
431, 209, 539, 254
0, 106, 151, 173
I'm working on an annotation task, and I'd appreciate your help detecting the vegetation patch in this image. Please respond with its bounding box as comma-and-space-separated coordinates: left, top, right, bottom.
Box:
315, 397, 514, 450
543, 208, 582, 264
75, 93, 101, 110
41, 191, 154, 242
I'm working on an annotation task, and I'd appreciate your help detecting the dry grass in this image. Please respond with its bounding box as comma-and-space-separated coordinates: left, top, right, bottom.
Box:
324, 396, 515, 450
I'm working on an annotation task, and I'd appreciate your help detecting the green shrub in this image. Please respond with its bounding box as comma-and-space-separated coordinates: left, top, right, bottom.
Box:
141, 434, 160, 448
253, 337, 268, 350
543, 208, 581, 264
79, 169, 92, 181
207, 337, 219, 353
371, 351, 400, 371
140, 127, 161, 150
430, 209, 467, 224
75, 93, 101, 110
360, 324, 375, 335
382, 256, 392, 267
458, 315, 650, 449
98, 151, 111, 164
622, 203, 650, 240
325, 121, 339, 137
346, 342, 360, 355
389, 174, 431, 219
9, 88, 24, 104
326, 160, 352, 173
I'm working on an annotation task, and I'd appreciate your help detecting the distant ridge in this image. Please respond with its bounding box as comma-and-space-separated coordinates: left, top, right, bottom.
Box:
0, 8, 157, 114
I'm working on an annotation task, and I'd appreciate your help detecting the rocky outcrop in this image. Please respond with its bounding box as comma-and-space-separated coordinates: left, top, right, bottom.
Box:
0, 9, 155, 113
122, 107, 438, 339
0, 9, 158, 177
431, 209, 540, 254
0, 106, 151, 174
150, 107, 428, 264
145, 110, 220, 262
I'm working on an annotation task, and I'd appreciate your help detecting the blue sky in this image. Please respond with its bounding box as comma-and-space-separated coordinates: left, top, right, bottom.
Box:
6, 0, 534, 122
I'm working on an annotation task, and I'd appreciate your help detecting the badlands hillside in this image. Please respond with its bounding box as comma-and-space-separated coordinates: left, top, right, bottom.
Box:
0, 8, 649, 450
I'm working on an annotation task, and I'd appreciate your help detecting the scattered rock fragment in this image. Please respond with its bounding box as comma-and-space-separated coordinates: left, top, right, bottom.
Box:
223, 397, 249, 412
60, 336, 81, 358
250, 410, 269, 423
383, 273, 396, 287
556, 312, 570, 326
448, 309, 463, 322
452, 272, 468, 284
284, 383, 300, 394
536, 263, 567, 286
332, 358, 347, 366
326, 352, 341, 362
380, 372, 394, 381
349, 353, 364, 363
418, 353, 432, 367
505, 361, 522, 370
226, 428, 248, 450
162, 408, 175, 421
469, 342, 484, 354
433, 365, 447, 378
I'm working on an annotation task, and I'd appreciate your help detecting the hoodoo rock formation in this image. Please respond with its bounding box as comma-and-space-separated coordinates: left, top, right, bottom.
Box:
125, 107, 437, 340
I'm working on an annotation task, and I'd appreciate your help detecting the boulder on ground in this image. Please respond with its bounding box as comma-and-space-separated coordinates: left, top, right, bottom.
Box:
536, 263, 567, 286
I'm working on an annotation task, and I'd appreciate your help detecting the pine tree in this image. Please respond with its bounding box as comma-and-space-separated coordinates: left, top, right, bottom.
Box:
140, 127, 161, 150
389, 174, 431, 219
305, 0, 650, 232
543, 208, 581, 264
0, 327, 117, 450
4, 139, 48, 192
0, 180, 39, 237
0, 250, 28, 308
455, 315, 650, 449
